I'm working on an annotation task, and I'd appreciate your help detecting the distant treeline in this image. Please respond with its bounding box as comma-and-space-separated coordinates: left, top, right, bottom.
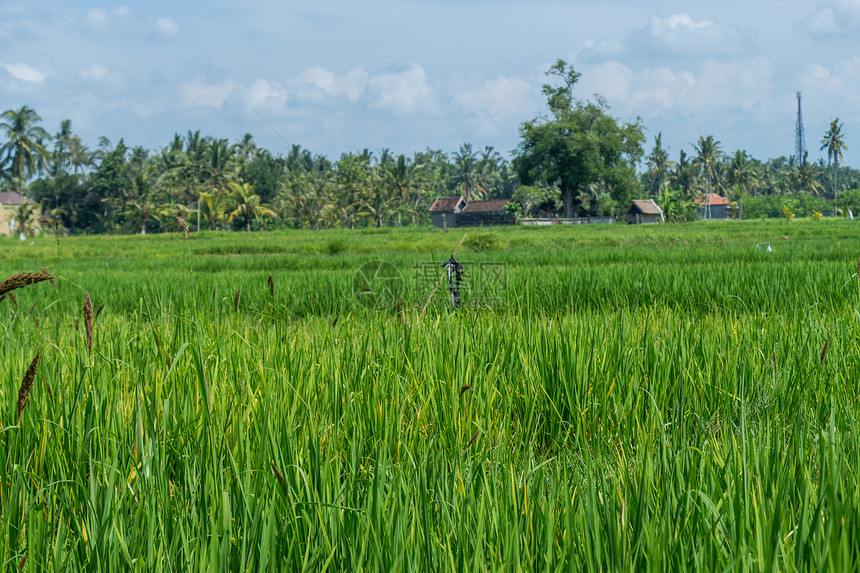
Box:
0, 75, 856, 234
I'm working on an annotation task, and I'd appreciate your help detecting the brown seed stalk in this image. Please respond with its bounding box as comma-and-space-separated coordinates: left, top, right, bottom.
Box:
176, 216, 190, 239
821, 339, 829, 366
17, 351, 41, 425
0, 271, 55, 298
466, 430, 479, 448
268, 274, 274, 297
271, 460, 288, 497
84, 292, 94, 354
234, 289, 240, 311
459, 385, 472, 398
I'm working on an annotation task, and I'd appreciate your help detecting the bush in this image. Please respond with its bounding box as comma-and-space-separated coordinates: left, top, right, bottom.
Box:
464, 233, 503, 251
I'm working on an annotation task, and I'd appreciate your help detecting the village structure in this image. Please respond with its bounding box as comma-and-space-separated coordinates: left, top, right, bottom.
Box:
695, 193, 734, 219
430, 195, 678, 227
0, 191, 39, 237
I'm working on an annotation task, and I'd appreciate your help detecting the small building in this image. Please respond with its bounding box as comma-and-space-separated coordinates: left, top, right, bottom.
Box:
0, 192, 39, 237
625, 199, 663, 224
695, 193, 731, 220
429, 196, 466, 228
456, 199, 516, 227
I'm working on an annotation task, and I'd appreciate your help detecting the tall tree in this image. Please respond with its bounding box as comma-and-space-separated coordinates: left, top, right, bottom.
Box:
820, 118, 847, 201
647, 133, 673, 199
692, 135, 723, 197
0, 106, 50, 194
514, 59, 643, 218
451, 144, 485, 202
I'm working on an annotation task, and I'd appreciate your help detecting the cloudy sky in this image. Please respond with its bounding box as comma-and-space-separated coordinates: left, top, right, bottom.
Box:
3, 0, 860, 166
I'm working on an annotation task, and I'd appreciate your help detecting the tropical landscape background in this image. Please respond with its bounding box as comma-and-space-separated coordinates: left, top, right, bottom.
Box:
0, 62, 854, 236
4, 59, 860, 570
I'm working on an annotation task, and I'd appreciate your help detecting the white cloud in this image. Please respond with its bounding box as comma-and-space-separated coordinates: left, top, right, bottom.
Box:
179, 79, 238, 108
805, 0, 860, 36
294, 67, 368, 101
582, 13, 756, 63
83, 7, 180, 40
454, 75, 531, 132
0, 61, 46, 83
798, 58, 860, 106
582, 57, 772, 117
366, 64, 434, 115
84, 7, 133, 33
244, 79, 288, 111
78, 64, 127, 89
155, 17, 180, 39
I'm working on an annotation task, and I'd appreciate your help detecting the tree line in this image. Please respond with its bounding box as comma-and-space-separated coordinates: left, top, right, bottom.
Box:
0, 60, 854, 235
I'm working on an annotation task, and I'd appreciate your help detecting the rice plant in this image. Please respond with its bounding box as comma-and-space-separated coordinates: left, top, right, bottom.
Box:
0, 219, 859, 570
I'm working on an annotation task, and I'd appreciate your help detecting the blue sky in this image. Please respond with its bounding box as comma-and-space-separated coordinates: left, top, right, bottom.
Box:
3, 0, 860, 166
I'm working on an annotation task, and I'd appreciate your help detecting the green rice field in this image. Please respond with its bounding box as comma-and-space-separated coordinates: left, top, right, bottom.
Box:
2, 219, 860, 571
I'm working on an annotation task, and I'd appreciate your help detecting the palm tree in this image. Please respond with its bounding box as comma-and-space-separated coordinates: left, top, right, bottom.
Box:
0, 106, 50, 194
235, 133, 257, 167
451, 143, 485, 202
199, 191, 230, 230
793, 152, 824, 196
728, 150, 760, 197
67, 137, 92, 174
384, 154, 423, 225
647, 133, 674, 199
122, 172, 160, 234
820, 118, 847, 202
692, 135, 723, 196
228, 181, 274, 231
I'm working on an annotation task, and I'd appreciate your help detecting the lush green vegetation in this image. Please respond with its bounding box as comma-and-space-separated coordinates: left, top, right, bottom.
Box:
2, 219, 860, 570
2, 61, 858, 236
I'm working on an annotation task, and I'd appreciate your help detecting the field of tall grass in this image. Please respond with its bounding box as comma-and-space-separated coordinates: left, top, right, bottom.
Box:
2, 219, 860, 570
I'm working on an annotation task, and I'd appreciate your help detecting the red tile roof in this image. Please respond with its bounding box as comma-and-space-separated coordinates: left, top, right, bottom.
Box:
460, 199, 512, 213
429, 196, 465, 212
695, 193, 731, 206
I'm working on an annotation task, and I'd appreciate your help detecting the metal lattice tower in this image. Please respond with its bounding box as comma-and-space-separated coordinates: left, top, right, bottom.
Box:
795, 91, 806, 164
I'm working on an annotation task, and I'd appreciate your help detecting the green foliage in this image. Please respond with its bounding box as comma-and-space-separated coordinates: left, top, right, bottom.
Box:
742, 194, 829, 219
514, 63, 644, 218
463, 232, 503, 251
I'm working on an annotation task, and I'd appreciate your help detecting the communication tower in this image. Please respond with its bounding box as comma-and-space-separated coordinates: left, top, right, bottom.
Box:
795, 91, 806, 164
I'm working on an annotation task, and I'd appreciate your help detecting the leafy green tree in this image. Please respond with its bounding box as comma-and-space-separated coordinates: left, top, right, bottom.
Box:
821, 118, 847, 201
514, 59, 644, 218
0, 105, 50, 194
89, 139, 129, 231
